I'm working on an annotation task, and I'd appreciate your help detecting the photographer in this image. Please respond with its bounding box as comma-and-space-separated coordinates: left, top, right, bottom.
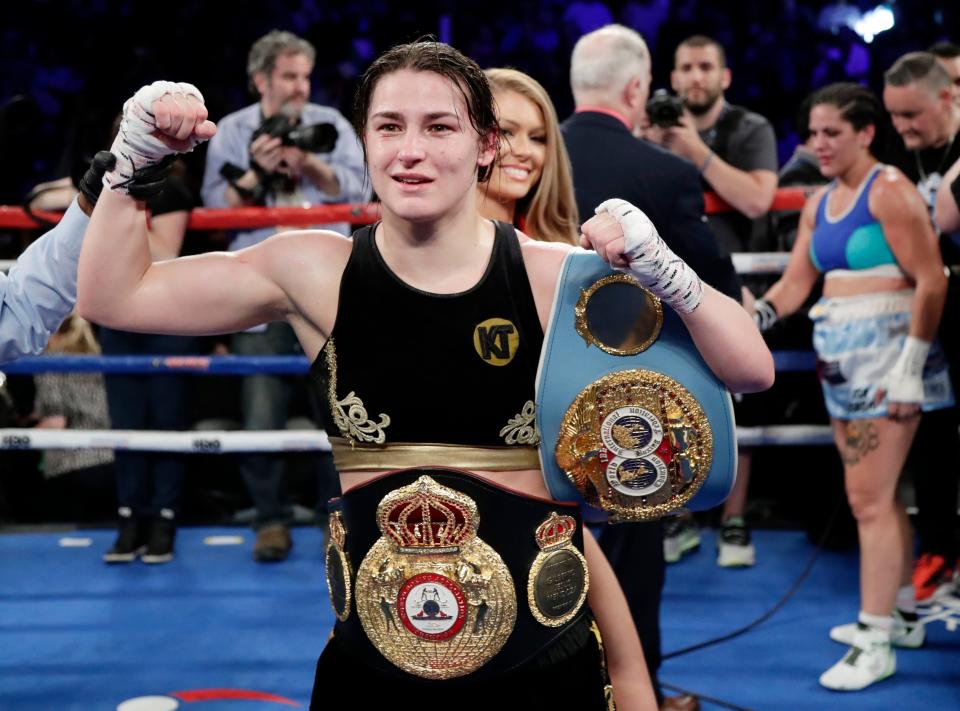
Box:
201, 30, 365, 563
201, 30, 366, 238
647, 35, 779, 570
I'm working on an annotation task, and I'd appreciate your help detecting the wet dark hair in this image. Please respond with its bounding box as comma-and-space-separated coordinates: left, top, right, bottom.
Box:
353, 40, 500, 181
809, 82, 883, 132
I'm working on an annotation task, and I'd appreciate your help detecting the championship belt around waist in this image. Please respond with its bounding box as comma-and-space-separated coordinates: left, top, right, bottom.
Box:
536, 251, 737, 523
326, 468, 589, 681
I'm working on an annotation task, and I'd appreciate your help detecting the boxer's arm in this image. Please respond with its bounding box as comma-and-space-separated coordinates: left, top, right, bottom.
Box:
582, 531, 658, 711
78, 82, 289, 336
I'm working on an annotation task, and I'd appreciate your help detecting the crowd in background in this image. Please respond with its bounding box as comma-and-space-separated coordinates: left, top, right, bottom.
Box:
0, 1, 956, 205
0, 5, 958, 700
0, 1, 957, 539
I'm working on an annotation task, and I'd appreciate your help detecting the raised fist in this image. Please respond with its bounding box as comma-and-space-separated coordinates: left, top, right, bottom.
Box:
105, 81, 216, 194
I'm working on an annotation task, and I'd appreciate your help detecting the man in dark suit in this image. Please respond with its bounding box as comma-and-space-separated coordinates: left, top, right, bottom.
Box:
562, 24, 741, 711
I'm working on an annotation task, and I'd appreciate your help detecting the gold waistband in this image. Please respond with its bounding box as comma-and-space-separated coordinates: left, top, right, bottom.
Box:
330, 438, 541, 471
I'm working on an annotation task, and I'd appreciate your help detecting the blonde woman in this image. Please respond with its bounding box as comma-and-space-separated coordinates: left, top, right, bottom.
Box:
479, 68, 578, 244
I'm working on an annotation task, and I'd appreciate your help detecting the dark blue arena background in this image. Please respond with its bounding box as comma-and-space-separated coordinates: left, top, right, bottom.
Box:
0, 0, 956, 202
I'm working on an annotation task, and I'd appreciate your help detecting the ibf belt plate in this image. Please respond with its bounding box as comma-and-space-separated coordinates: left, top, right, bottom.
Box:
354, 475, 517, 679
555, 369, 713, 522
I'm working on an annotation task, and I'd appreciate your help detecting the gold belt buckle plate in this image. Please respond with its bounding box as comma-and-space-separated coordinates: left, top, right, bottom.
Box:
354, 475, 517, 679
555, 369, 713, 522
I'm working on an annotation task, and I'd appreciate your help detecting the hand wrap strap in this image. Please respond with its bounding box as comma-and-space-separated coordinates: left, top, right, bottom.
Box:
881, 336, 931, 405
595, 198, 704, 314
104, 81, 205, 194
753, 298, 778, 332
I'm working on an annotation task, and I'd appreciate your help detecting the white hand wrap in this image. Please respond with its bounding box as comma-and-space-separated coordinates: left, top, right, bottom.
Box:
595, 198, 704, 313
104, 81, 205, 194
881, 336, 931, 405
753, 298, 779, 332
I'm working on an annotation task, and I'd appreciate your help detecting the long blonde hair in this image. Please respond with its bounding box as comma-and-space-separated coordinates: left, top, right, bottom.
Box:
485, 68, 579, 244
46, 313, 101, 354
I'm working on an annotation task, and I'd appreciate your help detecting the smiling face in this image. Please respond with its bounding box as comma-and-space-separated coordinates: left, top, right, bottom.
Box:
363, 69, 496, 224
808, 103, 874, 178
486, 89, 547, 210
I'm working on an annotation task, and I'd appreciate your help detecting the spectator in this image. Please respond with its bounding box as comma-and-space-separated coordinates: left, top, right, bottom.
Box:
883, 52, 960, 603
477, 67, 578, 244
32, 313, 114, 522
100, 161, 202, 565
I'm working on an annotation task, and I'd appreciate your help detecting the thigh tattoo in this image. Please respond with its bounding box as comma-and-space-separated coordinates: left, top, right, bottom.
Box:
840, 421, 879, 465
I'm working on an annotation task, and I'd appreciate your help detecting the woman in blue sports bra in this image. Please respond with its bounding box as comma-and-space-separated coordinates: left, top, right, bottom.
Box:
752, 83, 953, 692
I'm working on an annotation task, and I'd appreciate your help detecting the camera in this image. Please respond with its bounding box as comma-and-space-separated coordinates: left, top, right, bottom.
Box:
251, 114, 338, 154
645, 89, 685, 128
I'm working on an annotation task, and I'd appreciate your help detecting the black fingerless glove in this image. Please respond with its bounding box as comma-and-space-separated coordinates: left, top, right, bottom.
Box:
77, 152, 175, 207
127, 155, 177, 201
77, 151, 117, 207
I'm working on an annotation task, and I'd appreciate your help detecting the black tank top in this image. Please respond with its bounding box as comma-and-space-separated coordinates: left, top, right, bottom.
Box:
311, 221, 544, 448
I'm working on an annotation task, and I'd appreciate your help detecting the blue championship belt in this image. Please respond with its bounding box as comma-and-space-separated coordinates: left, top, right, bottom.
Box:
536, 251, 736, 522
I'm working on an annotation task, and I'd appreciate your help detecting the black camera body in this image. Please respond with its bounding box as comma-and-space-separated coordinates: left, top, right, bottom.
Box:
251, 114, 338, 154
645, 89, 686, 128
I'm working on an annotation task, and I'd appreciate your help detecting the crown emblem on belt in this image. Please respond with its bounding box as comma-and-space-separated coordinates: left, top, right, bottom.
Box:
534, 512, 577, 551
376, 475, 479, 552
355, 473, 517, 679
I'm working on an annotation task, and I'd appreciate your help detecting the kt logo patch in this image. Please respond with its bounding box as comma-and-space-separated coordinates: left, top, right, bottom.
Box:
474, 318, 519, 366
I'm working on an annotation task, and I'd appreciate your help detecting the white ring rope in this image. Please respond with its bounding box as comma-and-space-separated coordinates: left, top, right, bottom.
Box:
0, 425, 832, 453
0, 429, 331, 453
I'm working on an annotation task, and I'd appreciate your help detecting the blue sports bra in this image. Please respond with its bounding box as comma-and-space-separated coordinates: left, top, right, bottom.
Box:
809, 165, 899, 274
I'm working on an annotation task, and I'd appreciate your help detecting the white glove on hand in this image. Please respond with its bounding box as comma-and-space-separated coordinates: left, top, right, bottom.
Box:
880, 335, 930, 405
594, 198, 704, 313
104, 81, 206, 194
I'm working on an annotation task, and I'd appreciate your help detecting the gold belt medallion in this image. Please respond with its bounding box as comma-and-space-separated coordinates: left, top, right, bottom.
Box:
354, 475, 517, 679
527, 512, 589, 627
555, 369, 713, 522
325, 511, 352, 621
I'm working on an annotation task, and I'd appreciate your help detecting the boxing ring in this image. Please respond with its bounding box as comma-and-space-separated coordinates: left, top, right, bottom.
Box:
2, 193, 959, 711
0, 188, 835, 454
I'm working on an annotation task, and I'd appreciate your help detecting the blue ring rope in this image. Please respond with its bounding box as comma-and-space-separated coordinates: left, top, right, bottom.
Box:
0, 351, 817, 375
